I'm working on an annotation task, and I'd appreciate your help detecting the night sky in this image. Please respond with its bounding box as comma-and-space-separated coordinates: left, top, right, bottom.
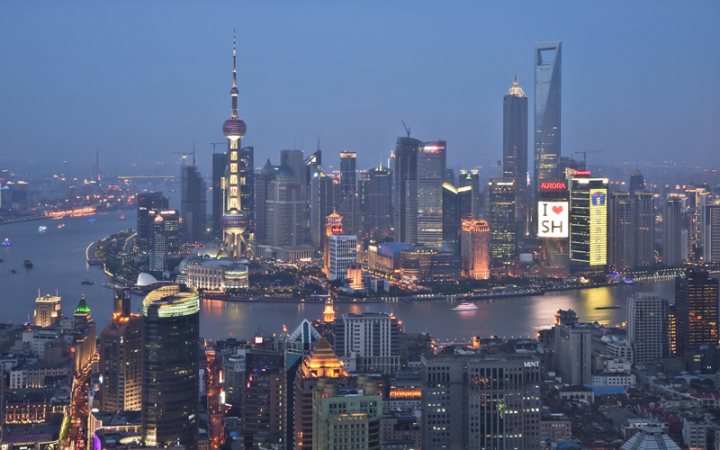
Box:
2, 1, 719, 175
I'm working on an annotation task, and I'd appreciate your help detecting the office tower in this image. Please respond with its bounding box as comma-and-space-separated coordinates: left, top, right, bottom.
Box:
460, 218, 490, 280
393, 136, 422, 244
675, 269, 719, 357
417, 141, 446, 249
312, 377, 382, 450
324, 211, 344, 276
334, 313, 401, 374
254, 159, 275, 245
293, 338, 348, 450
243, 350, 286, 447
221, 34, 251, 259
686, 186, 709, 261
608, 191, 635, 270
281, 149, 307, 186
553, 310, 592, 385
634, 192, 656, 267
421, 352, 541, 450
99, 288, 142, 412
534, 41, 562, 189
148, 210, 179, 273
310, 170, 337, 250
305, 149, 321, 192
458, 169, 482, 218
668, 304, 677, 356
141, 285, 200, 450
569, 177, 608, 270
73, 294, 92, 329
33, 294, 62, 327
136, 192, 169, 251
627, 293, 669, 365
442, 182, 473, 254
399, 246, 460, 282
629, 168, 645, 194
537, 180, 570, 276
663, 196, 683, 266
488, 178, 516, 271
703, 203, 720, 263
328, 234, 357, 281
239, 146, 254, 229
265, 166, 310, 249
339, 151, 357, 199
503, 76, 529, 234
363, 165, 393, 241
211, 153, 228, 238
180, 163, 207, 243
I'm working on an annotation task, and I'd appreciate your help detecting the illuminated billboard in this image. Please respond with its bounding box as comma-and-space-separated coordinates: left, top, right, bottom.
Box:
589, 189, 607, 265
537, 201, 569, 238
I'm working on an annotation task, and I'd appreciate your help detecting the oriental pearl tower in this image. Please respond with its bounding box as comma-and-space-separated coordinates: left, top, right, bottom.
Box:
221, 32, 252, 259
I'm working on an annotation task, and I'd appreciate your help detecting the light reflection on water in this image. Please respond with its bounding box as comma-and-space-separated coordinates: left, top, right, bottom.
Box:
1, 214, 676, 341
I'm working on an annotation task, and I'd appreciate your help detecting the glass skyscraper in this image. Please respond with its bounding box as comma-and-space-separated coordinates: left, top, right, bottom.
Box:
534, 42, 562, 187
503, 77, 529, 235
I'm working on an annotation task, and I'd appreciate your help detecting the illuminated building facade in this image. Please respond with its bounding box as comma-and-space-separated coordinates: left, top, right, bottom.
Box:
312, 377, 382, 450
458, 169, 482, 218
293, 338, 348, 450
99, 288, 142, 412
399, 246, 459, 283
537, 180, 569, 276
417, 141, 446, 249
334, 312, 401, 374
569, 177, 608, 270
148, 210, 180, 273
503, 76, 529, 234
211, 152, 228, 239
534, 41, 562, 189
328, 234, 357, 281
221, 34, 252, 259
460, 218, 490, 280
243, 350, 286, 447
323, 211, 343, 277
421, 352, 541, 449
675, 269, 719, 357
347, 264, 364, 290
141, 285, 200, 450
488, 178, 516, 271
33, 294, 62, 328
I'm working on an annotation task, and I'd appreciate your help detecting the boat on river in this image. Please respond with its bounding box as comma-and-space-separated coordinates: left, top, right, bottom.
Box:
452, 302, 479, 311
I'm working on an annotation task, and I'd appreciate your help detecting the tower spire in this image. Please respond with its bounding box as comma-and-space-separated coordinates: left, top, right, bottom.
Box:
230, 29, 238, 119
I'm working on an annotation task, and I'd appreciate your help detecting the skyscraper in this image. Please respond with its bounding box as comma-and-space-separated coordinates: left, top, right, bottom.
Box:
675, 269, 719, 357
149, 209, 180, 273
281, 149, 307, 186
221, 34, 251, 259
627, 293, 669, 365
334, 312, 401, 374
608, 191, 635, 270
33, 294, 62, 328
634, 191, 656, 267
328, 234, 357, 281
442, 182, 473, 254
421, 351, 541, 449
534, 41, 562, 189
339, 151, 357, 199
254, 159, 275, 245
136, 192, 169, 251
180, 163, 206, 243
458, 169, 482, 218
243, 349, 286, 447
211, 152, 228, 239
417, 141, 446, 249
663, 196, 683, 266
99, 288, 142, 412
703, 203, 720, 263
141, 285, 200, 450
264, 166, 310, 250
323, 210, 344, 277
362, 165, 393, 241
537, 180, 570, 276
460, 218, 490, 280
628, 168, 645, 194
393, 136, 421, 244
553, 310, 592, 385
569, 177, 608, 270
503, 76, 529, 234
239, 146, 255, 231
310, 170, 337, 250
488, 178, 516, 271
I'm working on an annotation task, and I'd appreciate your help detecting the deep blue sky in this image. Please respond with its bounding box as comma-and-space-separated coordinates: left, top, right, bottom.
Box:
1, 1, 719, 177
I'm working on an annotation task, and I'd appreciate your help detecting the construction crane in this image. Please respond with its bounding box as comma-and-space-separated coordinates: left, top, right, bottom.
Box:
173, 145, 196, 166
574, 150, 603, 167
401, 120, 411, 138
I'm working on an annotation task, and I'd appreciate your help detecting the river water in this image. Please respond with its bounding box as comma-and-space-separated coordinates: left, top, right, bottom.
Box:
0, 212, 676, 340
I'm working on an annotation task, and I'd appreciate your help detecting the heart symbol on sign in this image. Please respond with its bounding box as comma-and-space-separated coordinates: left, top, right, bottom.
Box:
552, 205, 564, 214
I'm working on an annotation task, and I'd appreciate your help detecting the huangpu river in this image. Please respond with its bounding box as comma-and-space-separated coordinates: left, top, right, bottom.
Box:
0, 211, 676, 341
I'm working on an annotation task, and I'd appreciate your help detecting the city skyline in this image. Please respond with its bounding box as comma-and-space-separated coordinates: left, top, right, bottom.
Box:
2, 1, 719, 175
